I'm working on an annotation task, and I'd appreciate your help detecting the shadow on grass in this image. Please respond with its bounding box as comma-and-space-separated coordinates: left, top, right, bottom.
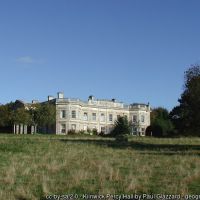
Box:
59, 138, 200, 156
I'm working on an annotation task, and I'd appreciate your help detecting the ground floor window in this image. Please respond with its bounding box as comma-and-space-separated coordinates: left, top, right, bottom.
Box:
101, 126, 105, 133
132, 127, 138, 135
83, 125, 87, 131
60, 124, 66, 134
109, 126, 113, 133
141, 128, 145, 136
71, 124, 76, 130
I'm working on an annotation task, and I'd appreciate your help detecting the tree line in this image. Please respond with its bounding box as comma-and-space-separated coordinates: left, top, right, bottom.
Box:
147, 64, 200, 137
0, 102, 55, 132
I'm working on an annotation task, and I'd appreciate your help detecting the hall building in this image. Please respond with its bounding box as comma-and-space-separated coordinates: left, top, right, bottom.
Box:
49, 92, 151, 136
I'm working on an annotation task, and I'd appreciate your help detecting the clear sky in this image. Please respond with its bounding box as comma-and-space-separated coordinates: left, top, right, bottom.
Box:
0, 0, 200, 110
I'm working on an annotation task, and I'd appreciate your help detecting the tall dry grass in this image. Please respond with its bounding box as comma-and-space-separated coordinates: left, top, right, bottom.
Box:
0, 135, 199, 199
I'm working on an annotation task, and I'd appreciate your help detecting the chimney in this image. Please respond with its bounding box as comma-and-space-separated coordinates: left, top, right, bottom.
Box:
48, 96, 54, 101
88, 95, 95, 101
57, 92, 64, 99
147, 102, 151, 111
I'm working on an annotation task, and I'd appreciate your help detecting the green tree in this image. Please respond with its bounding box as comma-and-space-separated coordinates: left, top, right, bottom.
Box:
111, 116, 131, 136
0, 104, 13, 126
12, 107, 32, 125
170, 65, 200, 135
147, 107, 174, 137
34, 103, 56, 133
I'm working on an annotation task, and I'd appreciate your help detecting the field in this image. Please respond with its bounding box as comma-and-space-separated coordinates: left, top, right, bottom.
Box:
0, 134, 200, 200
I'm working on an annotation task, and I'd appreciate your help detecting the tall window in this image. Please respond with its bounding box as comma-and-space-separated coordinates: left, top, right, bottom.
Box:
141, 128, 145, 136
60, 110, 66, 118
101, 126, 105, 133
83, 112, 88, 121
109, 114, 113, 122
83, 125, 87, 131
92, 113, 96, 121
71, 110, 76, 119
71, 124, 76, 130
141, 115, 145, 123
60, 124, 66, 134
133, 115, 137, 122
132, 127, 137, 135
100, 113, 105, 122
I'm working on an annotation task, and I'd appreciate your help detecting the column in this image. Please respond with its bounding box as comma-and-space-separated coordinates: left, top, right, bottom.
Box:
16, 124, 19, 134
34, 125, 37, 134
20, 124, 23, 134
31, 126, 34, 134
13, 124, 16, 134
23, 125, 27, 134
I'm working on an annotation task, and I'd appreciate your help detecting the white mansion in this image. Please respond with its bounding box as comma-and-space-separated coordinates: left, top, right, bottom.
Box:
49, 92, 151, 136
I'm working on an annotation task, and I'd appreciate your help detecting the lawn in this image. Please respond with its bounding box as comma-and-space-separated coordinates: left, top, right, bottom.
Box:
0, 134, 200, 199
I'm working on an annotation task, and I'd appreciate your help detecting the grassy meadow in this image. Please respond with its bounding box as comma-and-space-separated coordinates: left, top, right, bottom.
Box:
0, 134, 200, 199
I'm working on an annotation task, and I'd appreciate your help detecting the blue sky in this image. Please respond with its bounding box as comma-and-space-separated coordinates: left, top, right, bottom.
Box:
0, 0, 200, 110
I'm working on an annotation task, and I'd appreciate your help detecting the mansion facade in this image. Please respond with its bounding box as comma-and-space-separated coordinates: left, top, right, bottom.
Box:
49, 92, 151, 136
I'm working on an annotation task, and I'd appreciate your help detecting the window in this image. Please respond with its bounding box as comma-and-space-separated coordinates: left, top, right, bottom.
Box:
100, 113, 105, 122
60, 124, 66, 134
101, 126, 105, 133
83, 125, 87, 131
133, 115, 137, 122
92, 127, 97, 134
92, 113, 96, 121
60, 110, 66, 118
83, 112, 88, 121
132, 127, 138, 135
141, 115, 145, 123
141, 128, 145, 136
71, 124, 76, 130
71, 110, 76, 119
133, 127, 137, 132
109, 114, 113, 122
109, 126, 113, 133
141, 128, 145, 132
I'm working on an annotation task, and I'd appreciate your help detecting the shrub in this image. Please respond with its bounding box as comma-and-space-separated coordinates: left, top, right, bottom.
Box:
87, 128, 92, 133
77, 130, 85, 135
67, 129, 76, 135
92, 128, 98, 135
